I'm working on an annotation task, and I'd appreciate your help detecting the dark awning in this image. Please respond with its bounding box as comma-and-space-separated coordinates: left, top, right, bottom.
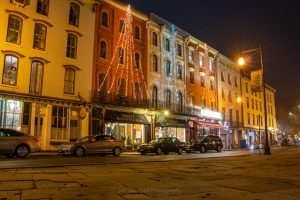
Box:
105, 110, 150, 125
156, 117, 189, 128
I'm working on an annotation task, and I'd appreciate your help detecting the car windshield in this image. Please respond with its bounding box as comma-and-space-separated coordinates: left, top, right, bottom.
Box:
79, 136, 94, 143
149, 139, 159, 144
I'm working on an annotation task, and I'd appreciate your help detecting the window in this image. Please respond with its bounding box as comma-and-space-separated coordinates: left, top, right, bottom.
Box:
2, 55, 18, 86
222, 89, 225, 100
235, 77, 238, 87
209, 59, 213, 71
221, 72, 225, 81
251, 99, 254, 109
117, 78, 125, 97
260, 102, 262, 111
228, 74, 231, 85
135, 52, 140, 69
257, 115, 260, 126
29, 61, 44, 95
210, 80, 214, 90
166, 89, 171, 108
101, 12, 109, 27
199, 54, 203, 66
135, 26, 140, 40
36, 0, 49, 16
119, 48, 124, 64
228, 91, 232, 102
190, 71, 194, 84
33, 23, 47, 51
246, 82, 249, 93
177, 43, 182, 56
177, 64, 183, 80
152, 32, 158, 46
189, 50, 193, 63
166, 60, 171, 76
211, 102, 215, 111
201, 98, 206, 108
255, 100, 258, 110
246, 97, 249, 108
236, 110, 240, 124
64, 68, 75, 94
270, 95, 272, 103
271, 106, 273, 115
100, 41, 107, 59
6, 15, 23, 44
98, 73, 106, 99
252, 114, 255, 125
134, 82, 141, 101
200, 76, 205, 87
51, 106, 69, 141
66, 34, 78, 59
152, 55, 158, 72
177, 92, 183, 111
165, 38, 170, 51
152, 86, 158, 108
0, 100, 23, 130
69, 2, 80, 26
119, 19, 125, 33
247, 113, 250, 124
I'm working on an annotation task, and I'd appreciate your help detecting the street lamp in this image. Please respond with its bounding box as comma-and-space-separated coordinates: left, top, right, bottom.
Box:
238, 45, 271, 155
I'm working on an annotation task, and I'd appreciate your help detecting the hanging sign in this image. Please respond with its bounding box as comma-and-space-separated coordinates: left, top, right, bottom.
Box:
251, 70, 263, 92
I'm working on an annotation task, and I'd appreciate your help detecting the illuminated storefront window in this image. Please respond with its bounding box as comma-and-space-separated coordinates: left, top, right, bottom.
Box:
0, 100, 22, 130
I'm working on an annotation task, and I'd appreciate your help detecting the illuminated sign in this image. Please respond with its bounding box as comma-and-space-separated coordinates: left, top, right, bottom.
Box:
199, 109, 222, 120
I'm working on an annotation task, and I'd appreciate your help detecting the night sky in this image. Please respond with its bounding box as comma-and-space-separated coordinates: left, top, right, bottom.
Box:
122, 0, 300, 112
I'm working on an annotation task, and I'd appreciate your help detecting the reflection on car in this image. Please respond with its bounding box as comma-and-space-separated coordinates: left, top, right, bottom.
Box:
137, 137, 184, 155
0, 128, 41, 158
185, 135, 223, 153
58, 135, 125, 157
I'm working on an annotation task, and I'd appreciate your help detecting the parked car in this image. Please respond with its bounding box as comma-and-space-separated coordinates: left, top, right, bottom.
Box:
281, 138, 294, 146
137, 137, 184, 155
185, 135, 223, 153
58, 135, 125, 157
0, 128, 41, 158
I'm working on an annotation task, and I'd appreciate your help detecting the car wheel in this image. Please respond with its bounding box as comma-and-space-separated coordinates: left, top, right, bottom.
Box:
216, 145, 222, 152
177, 147, 183, 155
113, 147, 121, 156
74, 146, 85, 157
16, 145, 29, 158
156, 147, 162, 155
200, 145, 207, 153
4, 153, 14, 158
141, 152, 147, 155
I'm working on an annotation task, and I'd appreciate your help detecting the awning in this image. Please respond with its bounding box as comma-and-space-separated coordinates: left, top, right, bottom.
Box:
191, 117, 224, 129
156, 117, 189, 128
105, 110, 150, 125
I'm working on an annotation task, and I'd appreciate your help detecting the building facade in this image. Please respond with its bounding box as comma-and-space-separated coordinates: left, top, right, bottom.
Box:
0, 0, 96, 150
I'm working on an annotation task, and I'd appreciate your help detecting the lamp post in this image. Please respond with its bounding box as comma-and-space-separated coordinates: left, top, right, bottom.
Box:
238, 45, 271, 155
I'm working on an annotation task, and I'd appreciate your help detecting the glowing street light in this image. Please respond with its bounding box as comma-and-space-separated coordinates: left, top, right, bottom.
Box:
236, 97, 242, 103
238, 57, 245, 66
164, 110, 169, 116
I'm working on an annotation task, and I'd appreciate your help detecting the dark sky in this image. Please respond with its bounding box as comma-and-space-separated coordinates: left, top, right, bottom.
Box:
122, 0, 300, 110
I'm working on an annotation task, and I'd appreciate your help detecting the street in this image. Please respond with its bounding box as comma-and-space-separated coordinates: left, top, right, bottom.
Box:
0, 146, 300, 199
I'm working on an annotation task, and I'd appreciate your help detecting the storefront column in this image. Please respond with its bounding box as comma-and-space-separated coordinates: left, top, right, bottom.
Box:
81, 111, 89, 138
41, 104, 52, 151
29, 103, 36, 137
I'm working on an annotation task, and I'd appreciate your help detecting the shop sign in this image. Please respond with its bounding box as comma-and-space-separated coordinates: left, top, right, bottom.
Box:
199, 109, 222, 120
105, 110, 150, 124
80, 107, 87, 119
251, 70, 263, 92
156, 117, 189, 128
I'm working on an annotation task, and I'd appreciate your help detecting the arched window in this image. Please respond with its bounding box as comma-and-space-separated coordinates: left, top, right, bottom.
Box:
119, 48, 124, 64
119, 19, 125, 33
135, 52, 140, 69
166, 60, 171, 76
177, 64, 183, 80
177, 92, 183, 111
152, 32, 158, 46
33, 23, 47, 51
99, 73, 106, 99
69, 2, 80, 27
101, 12, 109, 27
166, 89, 171, 108
152, 55, 158, 72
152, 86, 158, 108
64, 68, 76, 94
135, 26, 140, 40
165, 38, 170, 51
66, 34, 78, 59
118, 78, 125, 97
2, 55, 18, 86
100, 41, 107, 59
6, 15, 23, 44
177, 43, 182, 56
134, 82, 141, 101
29, 61, 44, 95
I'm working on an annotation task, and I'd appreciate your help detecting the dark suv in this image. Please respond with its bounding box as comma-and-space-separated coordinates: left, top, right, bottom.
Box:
185, 135, 223, 153
137, 137, 184, 155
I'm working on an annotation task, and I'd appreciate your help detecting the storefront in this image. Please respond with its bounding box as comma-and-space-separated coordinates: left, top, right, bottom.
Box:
103, 110, 151, 149
155, 117, 188, 142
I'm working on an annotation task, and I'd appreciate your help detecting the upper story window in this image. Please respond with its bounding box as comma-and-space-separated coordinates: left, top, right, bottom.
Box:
135, 26, 141, 40
69, 2, 80, 27
166, 89, 171, 108
228, 91, 232, 102
177, 43, 182, 56
177, 64, 183, 80
64, 68, 75, 94
251, 99, 254, 109
210, 79, 214, 90
152, 55, 158, 72
245, 82, 249, 93
33, 23, 47, 51
199, 54, 203, 66
165, 38, 170, 51
101, 11, 109, 27
6, 15, 23, 45
119, 19, 125, 34
36, 0, 49, 16
246, 97, 249, 108
29, 61, 44, 95
152, 32, 158, 46
221, 72, 225, 81
188, 50, 193, 63
100, 40, 107, 59
66, 34, 78, 59
166, 60, 171, 76
135, 52, 140, 69
119, 48, 124, 64
209, 59, 213, 71
2, 55, 18, 86
222, 89, 225, 100
190, 71, 194, 84
200, 75, 205, 87
235, 77, 238, 87
228, 74, 231, 85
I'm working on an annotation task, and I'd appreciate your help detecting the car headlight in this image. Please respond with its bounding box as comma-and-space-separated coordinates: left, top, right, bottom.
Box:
60, 144, 73, 149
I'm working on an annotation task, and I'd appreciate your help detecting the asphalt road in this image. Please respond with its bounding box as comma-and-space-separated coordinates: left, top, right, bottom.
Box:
0, 149, 257, 169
